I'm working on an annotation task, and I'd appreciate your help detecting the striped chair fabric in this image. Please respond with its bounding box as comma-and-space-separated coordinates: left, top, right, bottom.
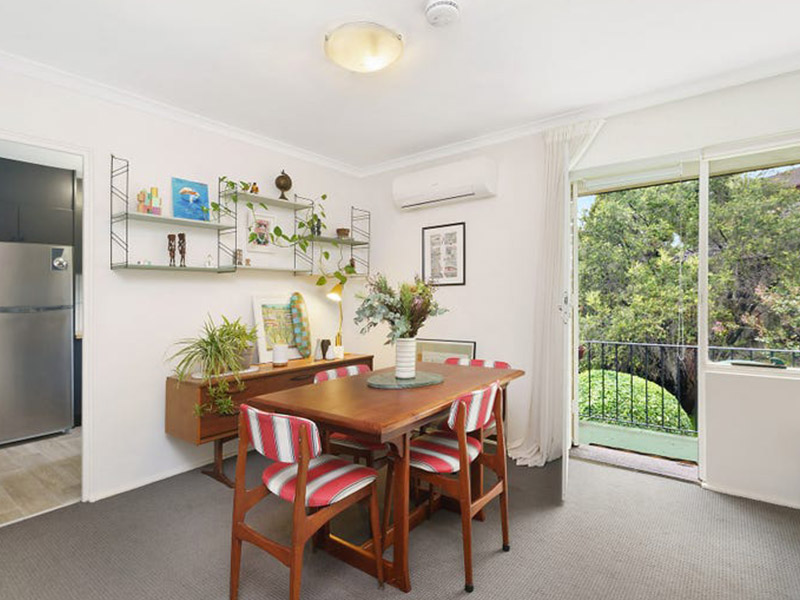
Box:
446, 382, 499, 432
313, 364, 371, 383
409, 431, 482, 473
313, 364, 386, 453
241, 404, 322, 463
444, 357, 512, 370
262, 455, 378, 507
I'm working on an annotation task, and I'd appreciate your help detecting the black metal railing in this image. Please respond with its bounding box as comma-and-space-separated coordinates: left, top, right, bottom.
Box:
580, 340, 800, 437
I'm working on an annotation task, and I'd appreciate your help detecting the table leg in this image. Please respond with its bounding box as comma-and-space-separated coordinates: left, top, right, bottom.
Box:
388, 434, 411, 592
201, 436, 235, 488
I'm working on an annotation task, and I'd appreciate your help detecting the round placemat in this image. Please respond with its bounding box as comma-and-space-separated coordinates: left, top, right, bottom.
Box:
367, 371, 444, 389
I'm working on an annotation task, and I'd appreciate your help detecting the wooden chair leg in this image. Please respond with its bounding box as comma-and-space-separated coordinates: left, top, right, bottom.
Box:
470, 460, 485, 522
230, 532, 242, 600
459, 491, 474, 593
289, 544, 305, 600
499, 475, 510, 552
382, 459, 394, 544
368, 482, 385, 587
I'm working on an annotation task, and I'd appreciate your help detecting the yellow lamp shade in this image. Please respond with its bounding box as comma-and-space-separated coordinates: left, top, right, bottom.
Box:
324, 22, 403, 73
326, 282, 344, 303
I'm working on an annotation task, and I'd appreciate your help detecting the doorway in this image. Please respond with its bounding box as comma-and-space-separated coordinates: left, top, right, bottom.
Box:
0, 139, 85, 526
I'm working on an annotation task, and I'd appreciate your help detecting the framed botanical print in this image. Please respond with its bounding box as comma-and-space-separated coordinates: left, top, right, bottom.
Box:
252, 294, 302, 363
247, 212, 274, 253
416, 338, 477, 363
422, 222, 466, 286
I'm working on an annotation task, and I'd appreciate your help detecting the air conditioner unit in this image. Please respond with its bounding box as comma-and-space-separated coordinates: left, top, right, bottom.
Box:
392, 157, 498, 210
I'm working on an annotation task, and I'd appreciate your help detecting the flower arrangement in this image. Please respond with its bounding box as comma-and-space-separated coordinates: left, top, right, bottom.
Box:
354, 274, 447, 344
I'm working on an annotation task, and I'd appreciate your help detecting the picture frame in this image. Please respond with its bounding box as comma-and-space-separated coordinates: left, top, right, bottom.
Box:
416, 338, 477, 363
422, 221, 466, 286
247, 212, 274, 254
171, 177, 210, 222
252, 294, 302, 364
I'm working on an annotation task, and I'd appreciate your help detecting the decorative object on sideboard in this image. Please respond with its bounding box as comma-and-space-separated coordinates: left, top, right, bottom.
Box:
252, 294, 303, 364
167, 234, 176, 267
274, 170, 292, 200
354, 274, 447, 379
336, 227, 350, 239
177, 233, 186, 267
326, 281, 345, 355
289, 292, 312, 358
171, 177, 210, 222
422, 221, 466, 286
168, 316, 257, 416
137, 187, 162, 215
320, 338, 332, 360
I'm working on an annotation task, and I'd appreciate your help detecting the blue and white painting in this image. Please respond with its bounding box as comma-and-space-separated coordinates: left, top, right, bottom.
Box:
171, 177, 210, 221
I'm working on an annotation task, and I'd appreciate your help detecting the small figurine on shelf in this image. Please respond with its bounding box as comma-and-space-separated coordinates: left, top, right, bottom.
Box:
150, 187, 162, 215
275, 170, 292, 200
137, 190, 148, 213
205, 254, 213, 268
235, 249, 243, 266
136, 187, 162, 215
167, 234, 176, 267
177, 233, 187, 267
250, 182, 259, 194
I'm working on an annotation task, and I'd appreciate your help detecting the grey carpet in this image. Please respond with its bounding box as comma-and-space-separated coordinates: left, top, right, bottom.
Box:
1, 455, 799, 600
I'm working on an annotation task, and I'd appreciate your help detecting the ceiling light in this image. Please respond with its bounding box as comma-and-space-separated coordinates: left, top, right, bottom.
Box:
324, 22, 403, 73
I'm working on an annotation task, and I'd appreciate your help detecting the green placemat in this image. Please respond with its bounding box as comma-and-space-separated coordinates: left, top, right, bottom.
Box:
367, 371, 444, 389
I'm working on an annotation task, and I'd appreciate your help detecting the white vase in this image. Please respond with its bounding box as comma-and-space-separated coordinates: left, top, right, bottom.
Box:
395, 337, 417, 379
272, 344, 289, 367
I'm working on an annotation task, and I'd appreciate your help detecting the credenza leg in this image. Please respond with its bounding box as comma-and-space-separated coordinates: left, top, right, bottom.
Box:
202, 436, 236, 488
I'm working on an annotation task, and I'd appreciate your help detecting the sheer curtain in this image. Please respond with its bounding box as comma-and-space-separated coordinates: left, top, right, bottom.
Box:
509, 120, 603, 467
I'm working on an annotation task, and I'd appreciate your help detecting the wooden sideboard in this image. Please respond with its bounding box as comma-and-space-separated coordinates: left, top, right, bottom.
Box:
165, 353, 373, 486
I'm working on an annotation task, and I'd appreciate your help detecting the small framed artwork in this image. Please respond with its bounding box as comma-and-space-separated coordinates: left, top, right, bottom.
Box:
247, 212, 274, 253
416, 338, 476, 363
422, 222, 466, 286
252, 294, 302, 363
171, 177, 210, 222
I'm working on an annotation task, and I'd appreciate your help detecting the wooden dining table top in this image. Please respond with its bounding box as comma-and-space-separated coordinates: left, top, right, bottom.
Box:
247, 361, 525, 443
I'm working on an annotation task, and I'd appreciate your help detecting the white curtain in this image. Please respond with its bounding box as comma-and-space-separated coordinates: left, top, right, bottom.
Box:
509, 120, 603, 467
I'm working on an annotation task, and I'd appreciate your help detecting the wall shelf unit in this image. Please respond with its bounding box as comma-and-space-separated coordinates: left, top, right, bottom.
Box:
110, 155, 237, 272
295, 206, 371, 277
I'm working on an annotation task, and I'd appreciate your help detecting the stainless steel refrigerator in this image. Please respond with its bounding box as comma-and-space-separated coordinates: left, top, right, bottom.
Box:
0, 242, 73, 445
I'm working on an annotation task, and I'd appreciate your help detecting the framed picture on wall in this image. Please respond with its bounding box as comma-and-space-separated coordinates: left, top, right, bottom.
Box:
247, 212, 274, 253
416, 338, 476, 363
422, 222, 466, 286
252, 294, 302, 363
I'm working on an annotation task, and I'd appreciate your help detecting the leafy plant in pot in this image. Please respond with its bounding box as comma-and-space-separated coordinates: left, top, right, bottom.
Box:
354, 274, 447, 379
169, 316, 258, 416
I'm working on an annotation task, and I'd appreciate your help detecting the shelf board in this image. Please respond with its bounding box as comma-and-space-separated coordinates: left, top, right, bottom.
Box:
221, 191, 311, 212
112, 264, 236, 273
112, 212, 235, 230
308, 235, 369, 247
236, 265, 312, 274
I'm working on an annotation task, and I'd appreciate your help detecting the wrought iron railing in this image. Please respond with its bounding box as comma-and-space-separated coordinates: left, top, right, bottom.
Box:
580, 340, 800, 437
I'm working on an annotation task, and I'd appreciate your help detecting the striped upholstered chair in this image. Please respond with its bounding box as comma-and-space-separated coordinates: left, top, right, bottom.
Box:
443, 357, 512, 429
314, 365, 388, 467
230, 405, 383, 600
408, 382, 510, 593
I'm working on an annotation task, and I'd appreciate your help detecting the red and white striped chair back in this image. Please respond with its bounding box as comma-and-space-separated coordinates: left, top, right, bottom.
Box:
240, 404, 322, 463
444, 357, 511, 370
313, 364, 371, 384
446, 382, 500, 433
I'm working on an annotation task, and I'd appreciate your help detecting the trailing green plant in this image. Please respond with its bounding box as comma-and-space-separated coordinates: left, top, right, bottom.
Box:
354, 274, 447, 344
216, 176, 356, 288
169, 315, 257, 416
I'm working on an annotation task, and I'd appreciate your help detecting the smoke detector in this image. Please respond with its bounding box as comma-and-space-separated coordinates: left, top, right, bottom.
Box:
425, 0, 460, 27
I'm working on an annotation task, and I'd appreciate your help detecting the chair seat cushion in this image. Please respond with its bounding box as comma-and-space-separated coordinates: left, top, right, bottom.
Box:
329, 432, 387, 453
262, 455, 378, 507
410, 431, 482, 474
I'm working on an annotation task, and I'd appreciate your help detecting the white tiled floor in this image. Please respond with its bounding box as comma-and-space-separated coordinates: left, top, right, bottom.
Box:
0, 428, 81, 526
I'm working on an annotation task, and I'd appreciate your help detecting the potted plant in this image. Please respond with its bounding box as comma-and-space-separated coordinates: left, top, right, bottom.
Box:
354, 274, 447, 379
169, 316, 257, 416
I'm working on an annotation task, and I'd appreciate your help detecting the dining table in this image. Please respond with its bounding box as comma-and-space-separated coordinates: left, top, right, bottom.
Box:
247, 360, 525, 592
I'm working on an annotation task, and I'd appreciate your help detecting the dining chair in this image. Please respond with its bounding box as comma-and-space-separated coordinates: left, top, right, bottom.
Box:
230, 404, 384, 600
314, 365, 388, 468
408, 381, 510, 593
442, 357, 511, 431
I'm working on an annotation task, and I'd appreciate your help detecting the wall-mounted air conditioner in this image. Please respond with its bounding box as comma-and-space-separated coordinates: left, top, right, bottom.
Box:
392, 157, 498, 210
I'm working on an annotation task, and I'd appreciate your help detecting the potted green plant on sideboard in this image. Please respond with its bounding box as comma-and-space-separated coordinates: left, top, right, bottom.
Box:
169, 316, 257, 416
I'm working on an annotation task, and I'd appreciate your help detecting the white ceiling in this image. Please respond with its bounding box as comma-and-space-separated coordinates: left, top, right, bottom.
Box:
2, 0, 800, 172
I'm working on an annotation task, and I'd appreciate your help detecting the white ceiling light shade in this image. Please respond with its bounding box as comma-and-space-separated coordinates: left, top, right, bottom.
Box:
324, 22, 403, 73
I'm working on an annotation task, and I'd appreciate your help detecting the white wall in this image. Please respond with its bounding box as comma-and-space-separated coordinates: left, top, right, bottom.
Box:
345, 136, 546, 446
575, 69, 800, 508
0, 66, 366, 501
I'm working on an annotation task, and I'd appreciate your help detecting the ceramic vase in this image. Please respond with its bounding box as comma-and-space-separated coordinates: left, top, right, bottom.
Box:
272, 344, 289, 367
395, 337, 417, 379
